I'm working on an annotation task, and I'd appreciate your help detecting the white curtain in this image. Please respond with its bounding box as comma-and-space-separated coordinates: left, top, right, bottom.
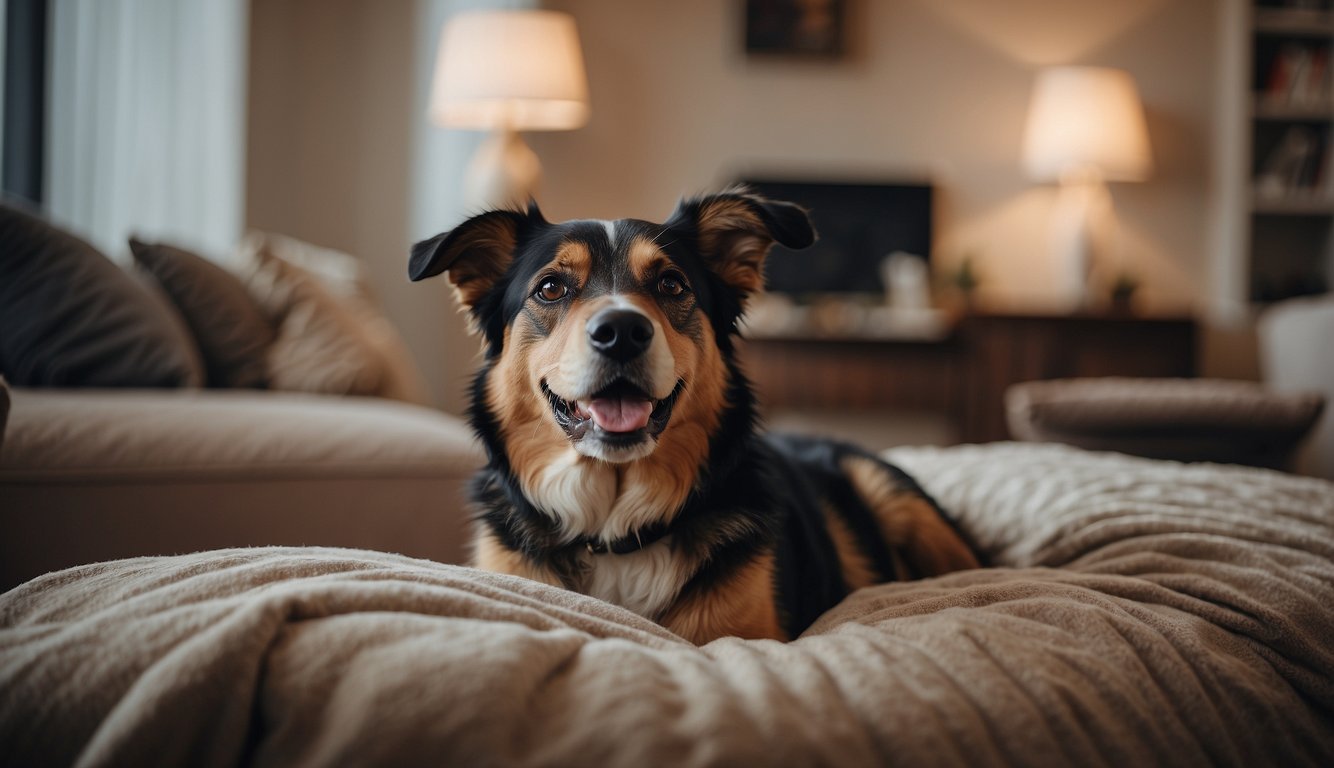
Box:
45, 0, 248, 261
408, 0, 536, 413
1, 1, 7, 175
410, 0, 534, 242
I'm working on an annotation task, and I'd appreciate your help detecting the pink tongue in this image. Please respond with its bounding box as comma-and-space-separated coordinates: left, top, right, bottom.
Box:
585, 397, 653, 433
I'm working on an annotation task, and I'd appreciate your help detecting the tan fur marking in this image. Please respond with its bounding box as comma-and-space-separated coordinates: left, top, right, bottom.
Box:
822, 503, 880, 591
661, 553, 785, 643
490, 321, 563, 450
627, 236, 668, 284
549, 240, 593, 286
843, 457, 913, 542
473, 531, 565, 589
843, 456, 980, 578
447, 217, 519, 309
661, 311, 725, 463
696, 199, 771, 295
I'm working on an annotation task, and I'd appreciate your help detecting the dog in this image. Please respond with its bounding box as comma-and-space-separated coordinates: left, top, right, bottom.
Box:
409, 188, 980, 644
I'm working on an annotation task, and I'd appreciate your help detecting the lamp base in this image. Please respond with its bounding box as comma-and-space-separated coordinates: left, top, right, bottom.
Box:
1050, 178, 1110, 310
465, 128, 541, 209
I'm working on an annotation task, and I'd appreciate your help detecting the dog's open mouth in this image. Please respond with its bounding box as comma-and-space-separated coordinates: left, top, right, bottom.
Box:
543, 378, 683, 448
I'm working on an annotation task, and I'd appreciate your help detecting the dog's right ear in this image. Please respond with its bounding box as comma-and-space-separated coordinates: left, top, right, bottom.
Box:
409, 207, 538, 309
665, 189, 815, 300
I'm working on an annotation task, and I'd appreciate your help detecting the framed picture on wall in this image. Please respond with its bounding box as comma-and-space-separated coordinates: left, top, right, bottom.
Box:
744, 0, 846, 58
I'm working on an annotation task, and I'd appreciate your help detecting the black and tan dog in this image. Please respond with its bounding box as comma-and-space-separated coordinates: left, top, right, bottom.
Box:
409, 189, 980, 643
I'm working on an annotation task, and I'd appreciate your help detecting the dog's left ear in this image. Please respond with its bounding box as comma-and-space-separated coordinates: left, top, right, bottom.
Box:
666, 189, 816, 296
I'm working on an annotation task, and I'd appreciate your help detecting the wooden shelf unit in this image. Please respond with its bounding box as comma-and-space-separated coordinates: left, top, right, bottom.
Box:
1252, 97, 1334, 120
1247, 1, 1334, 303
1254, 6, 1334, 35
1252, 190, 1334, 213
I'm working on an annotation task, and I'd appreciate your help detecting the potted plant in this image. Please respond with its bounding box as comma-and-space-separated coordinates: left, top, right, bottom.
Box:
948, 254, 982, 314
1109, 271, 1140, 314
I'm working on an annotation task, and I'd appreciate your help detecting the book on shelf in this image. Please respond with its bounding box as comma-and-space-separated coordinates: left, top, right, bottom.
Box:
1256, 124, 1330, 199
1263, 42, 1333, 107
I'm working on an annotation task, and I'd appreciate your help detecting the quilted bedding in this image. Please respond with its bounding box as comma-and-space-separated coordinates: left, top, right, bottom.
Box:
2, 443, 1332, 767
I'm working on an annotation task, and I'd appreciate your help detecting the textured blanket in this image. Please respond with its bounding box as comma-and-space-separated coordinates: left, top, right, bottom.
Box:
2, 443, 1332, 767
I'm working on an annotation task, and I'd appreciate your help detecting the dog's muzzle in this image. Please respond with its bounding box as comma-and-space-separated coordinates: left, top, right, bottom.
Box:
539, 307, 682, 461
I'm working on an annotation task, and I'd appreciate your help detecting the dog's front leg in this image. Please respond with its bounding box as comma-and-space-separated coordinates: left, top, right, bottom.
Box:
659, 553, 787, 644
472, 531, 567, 589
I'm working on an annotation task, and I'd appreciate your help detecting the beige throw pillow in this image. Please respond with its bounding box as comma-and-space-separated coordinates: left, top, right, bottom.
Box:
236, 233, 429, 404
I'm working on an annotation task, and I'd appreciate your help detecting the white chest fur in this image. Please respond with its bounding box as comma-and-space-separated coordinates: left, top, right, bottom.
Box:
523, 448, 684, 542
520, 448, 696, 619
581, 539, 691, 620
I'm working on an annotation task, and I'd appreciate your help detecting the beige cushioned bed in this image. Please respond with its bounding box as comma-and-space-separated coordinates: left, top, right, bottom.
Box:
2, 443, 1331, 766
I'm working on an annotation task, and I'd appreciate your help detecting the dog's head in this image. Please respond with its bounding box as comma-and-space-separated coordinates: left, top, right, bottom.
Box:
409, 189, 814, 467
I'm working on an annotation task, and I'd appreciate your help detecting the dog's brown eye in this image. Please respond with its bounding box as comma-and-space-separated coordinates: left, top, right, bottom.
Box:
535, 278, 568, 303
657, 273, 686, 297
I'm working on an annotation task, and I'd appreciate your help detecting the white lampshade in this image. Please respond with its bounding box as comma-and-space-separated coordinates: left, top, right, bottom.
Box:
1022, 66, 1153, 183
430, 10, 589, 132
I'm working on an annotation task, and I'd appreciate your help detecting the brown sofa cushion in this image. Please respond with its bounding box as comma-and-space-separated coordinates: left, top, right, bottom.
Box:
0, 201, 203, 388
130, 238, 275, 389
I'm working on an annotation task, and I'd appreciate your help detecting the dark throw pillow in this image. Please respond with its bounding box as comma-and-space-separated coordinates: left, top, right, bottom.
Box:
130, 238, 275, 389
0, 202, 204, 387
0, 376, 9, 453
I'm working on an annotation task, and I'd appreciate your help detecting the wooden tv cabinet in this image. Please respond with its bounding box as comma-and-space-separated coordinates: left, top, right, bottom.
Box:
741, 311, 1198, 444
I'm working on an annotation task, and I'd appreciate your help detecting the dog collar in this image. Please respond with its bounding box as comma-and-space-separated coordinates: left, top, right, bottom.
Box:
578, 520, 672, 556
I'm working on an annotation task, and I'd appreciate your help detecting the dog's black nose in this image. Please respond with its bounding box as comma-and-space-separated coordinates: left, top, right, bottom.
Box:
587, 309, 654, 362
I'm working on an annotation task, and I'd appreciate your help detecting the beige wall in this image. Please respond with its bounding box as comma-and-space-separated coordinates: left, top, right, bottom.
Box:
535, 0, 1221, 315
247, 0, 474, 413
248, 0, 1258, 403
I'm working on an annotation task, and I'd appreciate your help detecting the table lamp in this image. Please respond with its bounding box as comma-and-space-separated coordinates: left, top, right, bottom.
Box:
1022, 66, 1152, 307
429, 10, 590, 208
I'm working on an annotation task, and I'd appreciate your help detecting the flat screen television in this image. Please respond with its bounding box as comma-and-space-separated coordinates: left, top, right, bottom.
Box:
740, 179, 933, 298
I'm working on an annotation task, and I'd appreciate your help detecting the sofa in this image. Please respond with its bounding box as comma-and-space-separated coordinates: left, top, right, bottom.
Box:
0, 201, 483, 590
0, 383, 481, 590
